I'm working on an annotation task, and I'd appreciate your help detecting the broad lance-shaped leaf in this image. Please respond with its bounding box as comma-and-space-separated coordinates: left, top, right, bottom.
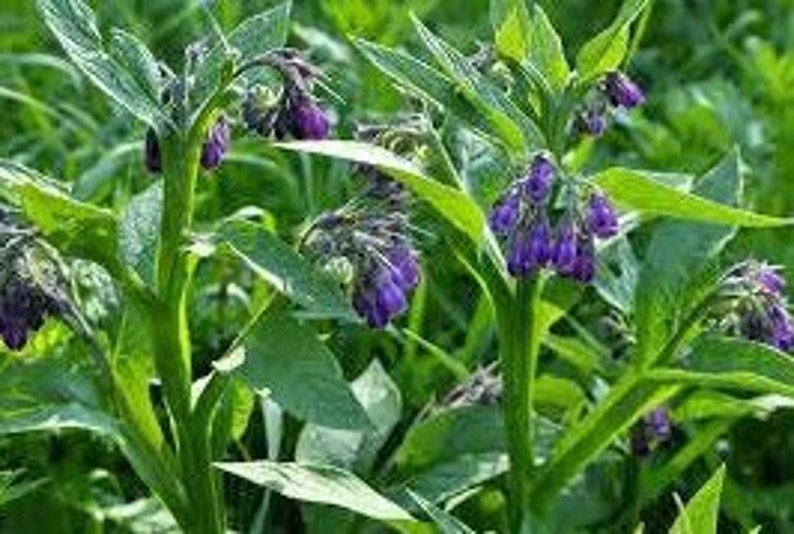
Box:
119, 182, 162, 288
0, 160, 121, 273
277, 141, 485, 246
193, 2, 292, 106
37, 0, 165, 125
216, 461, 417, 525
576, 0, 650, 80
411, 15, 541, 153
236, 310, 369, 430
220, 218, 356, 321
633, 150, 745, 364
669, 465, 725, 534
354, 39, 505, 146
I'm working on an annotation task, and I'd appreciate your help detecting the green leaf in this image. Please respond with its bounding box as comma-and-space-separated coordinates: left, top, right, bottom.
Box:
408, 490, 475, 534
412, 16, 540, 153
216, 461, 417, 524
526, 5, 570, 93
296, 359, 402, 473
277, 141, 485, 246
669, 466, 725, 534
592, 161, 791, 229
404, 452, 508, 504
0, 161, 121, 272
37, 0, 165, 125
355, 38, 509, 146
575, 0, 650, 80
220, 218, 356, 321
236, 310, 369, 430
0, 403, 119, 437
632, 151, 747, 363
193, 2, 292, 106
119, 182, 162, 288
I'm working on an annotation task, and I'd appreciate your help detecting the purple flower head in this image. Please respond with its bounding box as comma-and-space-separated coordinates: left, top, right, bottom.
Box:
526, 214, 552, 267
522, 154, 556, 204
587, 192, 619, 239
571, 233, 596, 284
488, 191, 520, 236
605, 71, 645, 109
144, 128, 162, 174
645, 407, 672, 441
353, 288, 388, 329
552, 216, 578, 275
200, 116, 231, 171
507, 228, 531, 277
631, 407, 672, 457
757, 264, 785, 295
0, 284, 55, 351
287, 96, 331, 140
577, 109, 608, 137
769, 304, 794, 351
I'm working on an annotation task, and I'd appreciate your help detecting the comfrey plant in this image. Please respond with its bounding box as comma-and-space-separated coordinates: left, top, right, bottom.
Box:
3, 0, 794, 533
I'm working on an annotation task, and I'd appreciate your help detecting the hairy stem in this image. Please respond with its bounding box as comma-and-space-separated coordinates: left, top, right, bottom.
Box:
498, 275, 542, 532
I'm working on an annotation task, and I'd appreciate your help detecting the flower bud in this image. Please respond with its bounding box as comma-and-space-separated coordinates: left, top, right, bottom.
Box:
488, 192, 520, 236
200, 116, 231, 171
522, 154, 555, 204
144, 128, 162, 174
552, 217, 578, 275
287, 97, 331, 140
572, 233, 596, 283
576, 109, 608, 137
587, 192, 619, 239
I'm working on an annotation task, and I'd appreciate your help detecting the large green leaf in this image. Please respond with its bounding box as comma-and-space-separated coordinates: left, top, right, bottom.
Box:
296, 359, 402, 473
119, 182, 162, 288
575, 0, 650, 80
37, 0, 165, 125
216, 461, 417, 525
277, 141, 485, 246
632, 151, 746, 364
236, 310, 369, 430
412, 16, 541, 153
408, 490, 475, 534
669, 466, 725, 534
220, 218, 356, 321
0, 160, 121, 272
193, 2, 292, 106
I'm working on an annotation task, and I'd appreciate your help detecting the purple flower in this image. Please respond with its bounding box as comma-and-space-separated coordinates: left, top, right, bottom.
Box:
388, 245, 421, 291
605, 71, 645, 109
144, 128, 161, 174
552, 217, 578, 275
631, 407, 672, 457
200, 116, 231, 171
577, 109, 608, 137
507, 228, 531, 277
287, 97, 331, 140
488, 192, 520, 236
645, 407, 672, 441
526, 215, 552, 267
571, 233, 596, 283
757, 265, 785, 295
522, 154, 555, 204
587, 192, 619, 239
0, 284, 55, 351
770, 304, 794, 351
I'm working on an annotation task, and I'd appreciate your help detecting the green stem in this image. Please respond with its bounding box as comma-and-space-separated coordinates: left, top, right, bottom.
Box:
498, 275, 542, 532
150, 131, 223, 534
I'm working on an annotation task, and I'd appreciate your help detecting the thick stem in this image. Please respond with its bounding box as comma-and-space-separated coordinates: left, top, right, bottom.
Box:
152, 132, 223, 534
498, 275, 542, 532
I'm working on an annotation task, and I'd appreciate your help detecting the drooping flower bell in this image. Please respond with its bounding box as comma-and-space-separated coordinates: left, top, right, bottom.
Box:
718, 260, 794, 352
284, 96, 331, 141
522, 154, 555, 204
575, 108, 608, 137
200, 115, 231, 171
605, 71, 645, 109
586, 192, 619, 239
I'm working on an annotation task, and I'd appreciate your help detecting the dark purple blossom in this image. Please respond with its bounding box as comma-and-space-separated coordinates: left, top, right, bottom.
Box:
200, 116, 231, 171
605, 71, 645, 109
587, 192, 619, 239
631, 407, 673, 457
144, 128, 161, 174
526, 215, 552, 267
571, 233, 596, 283
576, 109, 608, 137
507, 227, 531, 277
286, 97, 331, 140
388, 245, 421, 291
552, 216, 578, 276
0, 283, 57, 351
488, 191, 520, 236
522, 154, 555, 204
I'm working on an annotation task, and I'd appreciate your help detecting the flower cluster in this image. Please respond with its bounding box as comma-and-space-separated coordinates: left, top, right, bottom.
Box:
574, 70, 645, 137
305, 172, 420, 329
0, 215, 61, 350
630, 407, 673, 457
242, 51, 331, 141
488, 154, 619, 283
718, 260, 794, 351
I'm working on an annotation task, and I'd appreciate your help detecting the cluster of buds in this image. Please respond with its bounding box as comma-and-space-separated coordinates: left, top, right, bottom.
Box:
241, 50, 331, 141
630, 407, 673, 457
715, 260, 793, 351
305, 171, 420, 329
144, 114, 231, 175
574, 70, 645, 137
0, 212, 62, 350
488, 154, 619, 283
